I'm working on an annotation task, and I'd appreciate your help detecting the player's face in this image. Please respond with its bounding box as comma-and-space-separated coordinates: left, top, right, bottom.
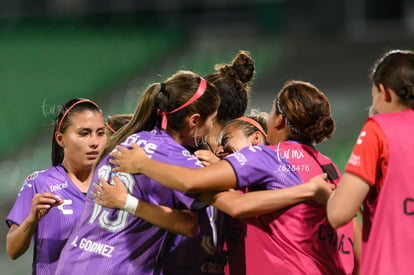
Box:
218, 125, 253, 157
61, 110, 106, 170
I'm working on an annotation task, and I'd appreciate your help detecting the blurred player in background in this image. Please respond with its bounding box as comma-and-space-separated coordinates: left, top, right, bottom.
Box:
105, 114, 133, 137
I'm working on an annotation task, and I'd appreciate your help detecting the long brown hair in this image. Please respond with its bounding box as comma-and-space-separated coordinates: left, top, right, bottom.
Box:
96, 70, 220, 165
275, 80, 334, 144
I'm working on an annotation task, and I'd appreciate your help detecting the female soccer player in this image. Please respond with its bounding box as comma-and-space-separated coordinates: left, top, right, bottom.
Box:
55, 71, 220, 275
327, 49, 414, 275
6, 98, 107, 274
161, 50, 256, 275
214, 112, 268, 159
109, 80, 356, 274
198, 50, 255, 155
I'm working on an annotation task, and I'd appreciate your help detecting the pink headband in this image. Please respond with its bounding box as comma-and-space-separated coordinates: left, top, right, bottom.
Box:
235, 117, 267, 137
106, 122, 116, 133
57, 99, 100, 133
158, 77, 207, 129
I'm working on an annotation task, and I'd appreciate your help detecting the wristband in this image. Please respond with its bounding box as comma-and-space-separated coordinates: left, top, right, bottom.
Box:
124, 194, 139, 215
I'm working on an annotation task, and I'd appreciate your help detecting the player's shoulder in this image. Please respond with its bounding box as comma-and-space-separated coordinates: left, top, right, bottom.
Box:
122, 129, 166, 153
225, 145, 271, 166
148, 130, 190, 156
24, 166, 65, 185
357, 119, 385, 146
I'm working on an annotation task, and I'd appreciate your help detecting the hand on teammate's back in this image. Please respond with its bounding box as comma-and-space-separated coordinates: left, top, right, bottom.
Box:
92, 176, 128, 210
194, 149, 220, 166
308, 173, 335, 206
110, 143, 147, 174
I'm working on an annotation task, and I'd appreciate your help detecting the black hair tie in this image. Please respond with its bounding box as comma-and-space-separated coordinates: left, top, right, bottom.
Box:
160, 82, 166, 94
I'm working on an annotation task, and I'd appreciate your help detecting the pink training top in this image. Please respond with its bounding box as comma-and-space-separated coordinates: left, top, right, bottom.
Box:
359, 110, 414, 275
244, 142, 354, 275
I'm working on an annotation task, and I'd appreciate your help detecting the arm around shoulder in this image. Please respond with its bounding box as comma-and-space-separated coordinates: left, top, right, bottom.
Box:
112, 148, 237, 193
200, 176, 333, 219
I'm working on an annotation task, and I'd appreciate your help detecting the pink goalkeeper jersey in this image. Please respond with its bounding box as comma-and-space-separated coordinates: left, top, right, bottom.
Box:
226, 142, 354, 275
360, 110, 414, 275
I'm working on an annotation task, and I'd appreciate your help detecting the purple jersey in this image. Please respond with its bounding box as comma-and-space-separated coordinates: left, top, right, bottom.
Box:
6, 165, 87, 275
224, 145, 303, 191
56, 128, 205, 275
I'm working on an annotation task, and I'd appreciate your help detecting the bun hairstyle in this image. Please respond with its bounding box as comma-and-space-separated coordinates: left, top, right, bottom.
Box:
276, 80, 335, 144
218, 50, 255, 84
370, 49, 414, 109
205, 50, 255, 124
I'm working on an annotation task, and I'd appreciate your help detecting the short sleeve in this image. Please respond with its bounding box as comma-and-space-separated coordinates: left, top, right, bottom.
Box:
224, 145, 298, 190
345, 119, 388, 187
6, 179, 37, 227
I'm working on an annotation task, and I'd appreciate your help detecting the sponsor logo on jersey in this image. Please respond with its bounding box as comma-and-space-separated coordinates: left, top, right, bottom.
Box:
57, 200, 73, 215
348, 153, 361, 167
404, 198, 414, 216
50, 181, 68, 192
232, 152, 248, 166
357, 131, 366, 145
123, 135, 157, 158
